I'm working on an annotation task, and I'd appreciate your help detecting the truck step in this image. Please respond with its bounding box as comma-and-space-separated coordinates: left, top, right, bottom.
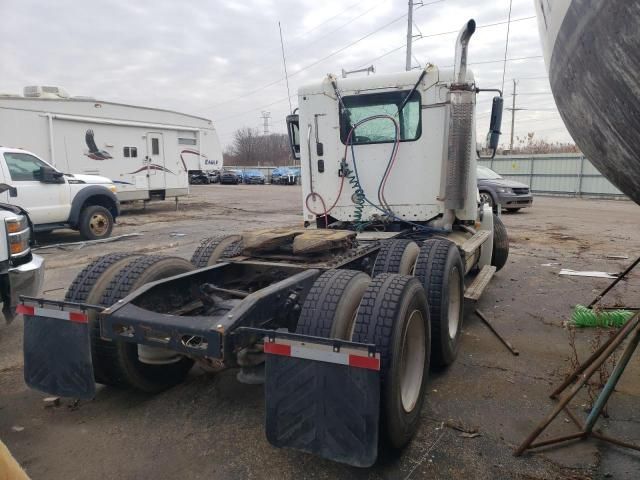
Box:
461, 230, 491, 257
464, 265, 496, 301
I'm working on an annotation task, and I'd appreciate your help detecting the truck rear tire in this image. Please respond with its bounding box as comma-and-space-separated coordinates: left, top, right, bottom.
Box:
78, 205, 114, 240
372, 240, 420, 277
190, 235, 243, 268
65, 253, 141, 385
296, 269, 371, 339
92, 255, 196, 392
352, 274, 430, 450
414, 238, 464, 368
491, 214, 509, 271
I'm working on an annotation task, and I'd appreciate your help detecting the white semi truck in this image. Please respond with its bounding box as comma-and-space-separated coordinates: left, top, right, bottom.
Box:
0, 87, 223, 202
18, 20, 507, 467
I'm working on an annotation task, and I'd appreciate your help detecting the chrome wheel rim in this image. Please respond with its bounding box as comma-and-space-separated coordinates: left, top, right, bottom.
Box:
400, 309, 426, 412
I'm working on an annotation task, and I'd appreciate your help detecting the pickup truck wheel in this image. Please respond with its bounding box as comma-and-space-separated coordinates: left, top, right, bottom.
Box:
190, 235, 243, 268
491, 214, 509, 271
92, 256, 195, 393
372, 240, 420, 277
79, 205, 114, 240
297, 269, 370, 339
64, 253, 141, 385
414, 239, 464, 368
352, 274, 430, 450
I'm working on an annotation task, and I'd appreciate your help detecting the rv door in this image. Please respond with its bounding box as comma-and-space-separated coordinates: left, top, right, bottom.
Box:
145, 133, 166, 192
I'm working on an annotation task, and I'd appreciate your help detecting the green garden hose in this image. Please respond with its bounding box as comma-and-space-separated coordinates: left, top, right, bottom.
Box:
571, 304, 634, 328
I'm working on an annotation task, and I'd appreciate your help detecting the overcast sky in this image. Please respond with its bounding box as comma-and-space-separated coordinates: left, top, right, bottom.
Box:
0, 0, 570, 149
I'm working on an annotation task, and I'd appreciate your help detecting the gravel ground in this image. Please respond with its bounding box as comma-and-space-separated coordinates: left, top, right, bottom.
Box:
0, 185, 638, 479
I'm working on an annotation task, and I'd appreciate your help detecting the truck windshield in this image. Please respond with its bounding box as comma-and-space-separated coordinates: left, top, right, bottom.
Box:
340, 90, 421, 145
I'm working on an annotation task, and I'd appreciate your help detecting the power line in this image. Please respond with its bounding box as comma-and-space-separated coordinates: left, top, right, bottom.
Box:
356, 15, 536, 69
196, 0, 446, 113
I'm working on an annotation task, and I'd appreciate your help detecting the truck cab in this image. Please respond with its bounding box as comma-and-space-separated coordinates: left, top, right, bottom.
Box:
0, 190, 44, 323
0, 147, 120, 239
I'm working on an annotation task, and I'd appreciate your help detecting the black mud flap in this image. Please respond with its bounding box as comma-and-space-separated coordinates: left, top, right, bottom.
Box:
19, 302, 96, 399
263, 335, 380, 467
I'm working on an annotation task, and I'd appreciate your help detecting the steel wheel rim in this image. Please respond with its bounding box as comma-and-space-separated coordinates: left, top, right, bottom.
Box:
90, 213, 109, 236
480, 193, 493, 206
400, 309, 426, 413
448, 267, 462, 339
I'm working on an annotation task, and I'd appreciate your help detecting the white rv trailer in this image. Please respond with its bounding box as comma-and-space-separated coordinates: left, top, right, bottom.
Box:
0, 86, 223, 202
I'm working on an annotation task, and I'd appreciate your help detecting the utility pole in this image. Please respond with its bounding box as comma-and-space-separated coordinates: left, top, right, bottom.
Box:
510, 79, 517, 150
406, 0, 413, 71
261, 111, 271, 135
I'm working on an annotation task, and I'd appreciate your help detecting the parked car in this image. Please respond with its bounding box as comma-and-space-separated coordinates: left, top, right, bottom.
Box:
219, 169, 240, 185
244, 170, 265, 184
477, 165, 533, 212
207, 170, 220, 184
188, 171, 211, 185
0, 147, 120, 239
271, 166, 300, 185
232, 170, 244, 183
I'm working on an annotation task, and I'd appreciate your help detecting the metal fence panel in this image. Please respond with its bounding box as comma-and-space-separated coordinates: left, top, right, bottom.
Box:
479, 154, 625, 198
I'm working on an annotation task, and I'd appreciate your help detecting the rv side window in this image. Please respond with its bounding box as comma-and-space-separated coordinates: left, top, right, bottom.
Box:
3, 152, 49, 181
151, 138, 160, 155
123, 147, 130, 157
130, 147, 137, 157
178, 138, 197, 146
339, 90, 421, 145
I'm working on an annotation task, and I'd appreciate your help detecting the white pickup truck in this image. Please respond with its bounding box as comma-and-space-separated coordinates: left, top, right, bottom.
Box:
0, 185, 44, 322
0, 147, 120, 239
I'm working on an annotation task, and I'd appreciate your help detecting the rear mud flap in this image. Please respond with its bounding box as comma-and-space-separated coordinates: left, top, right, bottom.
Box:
21, 305, 95, 399
264, 340, 380, 467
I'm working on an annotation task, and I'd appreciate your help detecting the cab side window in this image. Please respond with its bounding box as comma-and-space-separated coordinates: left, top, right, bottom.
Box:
4, 152, 48, 181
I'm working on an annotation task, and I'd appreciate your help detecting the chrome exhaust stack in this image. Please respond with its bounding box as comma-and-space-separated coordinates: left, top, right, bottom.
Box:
439, 19, 476, 231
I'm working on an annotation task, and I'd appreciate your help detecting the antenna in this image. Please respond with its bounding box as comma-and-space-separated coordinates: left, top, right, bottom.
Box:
278, 21, 293, 114
500, 0, 514, 93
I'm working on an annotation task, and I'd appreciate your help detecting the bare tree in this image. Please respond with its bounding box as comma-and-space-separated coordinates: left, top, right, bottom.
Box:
224, 128, 293, 166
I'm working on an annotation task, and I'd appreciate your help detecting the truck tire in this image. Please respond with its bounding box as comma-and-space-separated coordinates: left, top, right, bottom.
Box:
297, 269, 370, 339
93, 256, 196, 392
414, 238, 464, 368
190, 235, 243, 268
352, 274, 430, 450
78, 205, 114, 240
491, 214, 509, 271
372, 240, 420, 277
64, 253, 141, 385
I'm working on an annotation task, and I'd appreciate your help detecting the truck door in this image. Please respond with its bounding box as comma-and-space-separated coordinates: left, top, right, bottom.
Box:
145, 132, 166, 192
0, 151, 71, 226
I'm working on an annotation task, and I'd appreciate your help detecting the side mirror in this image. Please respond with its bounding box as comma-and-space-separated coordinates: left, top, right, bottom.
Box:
286, 114, 300, 161
486, 96, 503, 154
0, 183, 17, 197
39, 166, 65, 184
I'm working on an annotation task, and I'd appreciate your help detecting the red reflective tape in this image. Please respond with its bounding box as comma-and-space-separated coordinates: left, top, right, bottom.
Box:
263, 342, 291, 357
348, 354, 380, 371
68, 311, 88, 323
16, 304, 35, 316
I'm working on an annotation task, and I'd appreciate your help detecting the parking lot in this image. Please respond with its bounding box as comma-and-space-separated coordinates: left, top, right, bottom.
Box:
1, 185, 639, 479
